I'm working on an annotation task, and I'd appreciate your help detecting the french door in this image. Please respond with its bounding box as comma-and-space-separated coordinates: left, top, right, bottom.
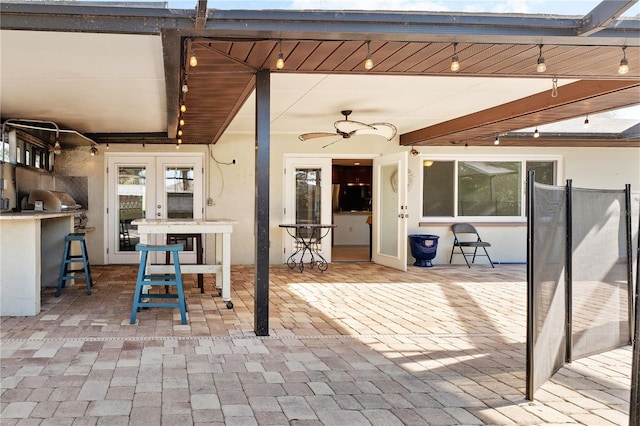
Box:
282, 156, 333, 264
372, 151, 408, 270
106, 153, 204, 264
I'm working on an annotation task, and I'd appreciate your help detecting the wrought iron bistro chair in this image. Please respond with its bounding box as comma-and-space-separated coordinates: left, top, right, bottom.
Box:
449, 223, 494, 268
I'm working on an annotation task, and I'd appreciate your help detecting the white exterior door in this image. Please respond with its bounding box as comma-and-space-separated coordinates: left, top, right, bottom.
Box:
283, 156, 333, 264
106, 153, 204, 264
372, 151, 408, 271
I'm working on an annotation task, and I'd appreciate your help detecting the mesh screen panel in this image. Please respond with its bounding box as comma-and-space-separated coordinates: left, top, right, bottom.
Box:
571, 188, 630, 359
531, 182, 567, 393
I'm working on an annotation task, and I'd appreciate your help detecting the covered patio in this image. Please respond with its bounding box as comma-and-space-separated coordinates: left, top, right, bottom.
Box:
0, 263, 631, 424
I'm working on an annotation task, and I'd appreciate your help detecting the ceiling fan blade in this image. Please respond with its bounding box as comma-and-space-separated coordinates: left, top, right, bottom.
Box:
354, 123, 398, 140
298, 132, 337, 141
334, 119, 375, 134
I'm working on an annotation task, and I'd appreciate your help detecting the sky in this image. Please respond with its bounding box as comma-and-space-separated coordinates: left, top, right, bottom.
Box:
153, 0, 638, 16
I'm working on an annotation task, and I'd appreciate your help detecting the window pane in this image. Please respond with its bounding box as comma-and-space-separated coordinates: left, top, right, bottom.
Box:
527, 161, 555, 185
165, 166, 194, 219
295, 168, 321, 238
423, 161, 454, 216
458, 161, 521, 216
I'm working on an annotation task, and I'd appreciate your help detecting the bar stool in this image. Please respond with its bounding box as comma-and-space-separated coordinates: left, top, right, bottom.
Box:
166, 233, 204, 293
56, 233, 93, 297
130, 243, 187, 325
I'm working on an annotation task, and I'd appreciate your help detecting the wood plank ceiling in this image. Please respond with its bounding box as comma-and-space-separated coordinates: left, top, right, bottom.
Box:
178, 39, 639, 147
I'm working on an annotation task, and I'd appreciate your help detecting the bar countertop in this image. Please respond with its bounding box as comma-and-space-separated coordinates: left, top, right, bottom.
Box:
0, 210, 85, 220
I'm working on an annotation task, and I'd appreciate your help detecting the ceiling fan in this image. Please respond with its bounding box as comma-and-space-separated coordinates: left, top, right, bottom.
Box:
298, 110, 397, 144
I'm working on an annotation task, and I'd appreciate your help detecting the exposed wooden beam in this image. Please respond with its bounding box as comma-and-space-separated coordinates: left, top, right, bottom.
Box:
400, 80, 640, 146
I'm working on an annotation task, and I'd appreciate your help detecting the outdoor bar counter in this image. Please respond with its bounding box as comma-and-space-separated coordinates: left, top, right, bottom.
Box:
0, 211, 78, 316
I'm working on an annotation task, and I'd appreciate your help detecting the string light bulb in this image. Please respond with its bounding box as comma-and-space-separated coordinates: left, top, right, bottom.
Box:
583, 115, 590, 128
106, 143, 109, 150
494, 135, 500, 145
276, 40, 285, 70
536, 44, 546, 73
177, 129, 183, 136
181, 83, 189, 93
551, 78, 558, 98
53, 140, 61, 155
423, 160, 434, 167
189, 49, 198, 67
364, 41, 373, 70
179, 118, 185, 126
177, 138, 182, 144
450, 42, 460, 72
90, 146, 98, 156
618, 46, 629, 75
533, 127, 539, 138
180, 104, 187, 113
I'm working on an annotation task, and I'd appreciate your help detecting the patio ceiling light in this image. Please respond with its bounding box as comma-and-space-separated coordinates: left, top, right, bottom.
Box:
364, 41, 373, 70
618, 46, 629, 75
450, 42, 460, 72
536, 44, 546, 73
276, 40, 285, 70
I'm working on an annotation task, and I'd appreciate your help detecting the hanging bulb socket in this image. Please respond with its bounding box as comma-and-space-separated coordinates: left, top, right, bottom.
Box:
410, 148, 419, 156
179, 118, 185, 126
180, 104, 187, 113
181, 83, 189, 93
494, 135, 500, 145
276, 40, 285, 69
90, 146, 98, 156
364, 41, 374, 70
618, 46, 629, 75
189, 49, 198, 67
53, 140, 62, 155
536, 44, 546, 73
551, 78, 558, 98
583, 116, 590, 128
450, 43, 460, 72
533, 127, 540, 138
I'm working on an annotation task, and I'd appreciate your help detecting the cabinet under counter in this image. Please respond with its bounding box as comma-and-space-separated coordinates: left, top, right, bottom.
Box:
0, 211, 78, 316
333, 211, 371, 246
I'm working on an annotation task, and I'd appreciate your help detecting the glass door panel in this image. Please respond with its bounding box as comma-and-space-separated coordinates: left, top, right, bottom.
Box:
379, 164, 399, 256
165, 166, 195, 219
118, 166, 146, 252
295, 167, 321, 240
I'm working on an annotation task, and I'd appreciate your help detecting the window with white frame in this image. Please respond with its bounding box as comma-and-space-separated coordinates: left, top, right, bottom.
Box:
422, 158, 557, 219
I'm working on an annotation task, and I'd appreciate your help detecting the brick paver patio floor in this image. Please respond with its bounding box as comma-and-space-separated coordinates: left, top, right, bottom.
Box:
0, 263, 632, 425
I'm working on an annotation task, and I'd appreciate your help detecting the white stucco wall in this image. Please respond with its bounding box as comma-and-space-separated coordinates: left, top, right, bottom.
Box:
55, 138, 639, 266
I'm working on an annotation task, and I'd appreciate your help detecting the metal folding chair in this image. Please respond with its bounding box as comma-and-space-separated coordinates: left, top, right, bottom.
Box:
449, 223, 494, 268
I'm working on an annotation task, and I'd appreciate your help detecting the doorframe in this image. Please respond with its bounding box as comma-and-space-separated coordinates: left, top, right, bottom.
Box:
282, 153, 377, 265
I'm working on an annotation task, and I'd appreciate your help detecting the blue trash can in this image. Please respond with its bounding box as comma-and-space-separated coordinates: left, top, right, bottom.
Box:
409, 234, 440, 267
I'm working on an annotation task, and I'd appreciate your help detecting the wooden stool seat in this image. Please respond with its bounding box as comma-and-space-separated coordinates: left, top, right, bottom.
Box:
56, 233, 92, 297
130, 243, 187, 325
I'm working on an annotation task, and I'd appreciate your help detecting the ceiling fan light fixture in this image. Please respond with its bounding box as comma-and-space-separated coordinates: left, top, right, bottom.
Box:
450, 43, 460, 72
618, 46, 629, 74
364, 41, 373, 70
299, 110, 396, 143
536, 44, 546, 73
